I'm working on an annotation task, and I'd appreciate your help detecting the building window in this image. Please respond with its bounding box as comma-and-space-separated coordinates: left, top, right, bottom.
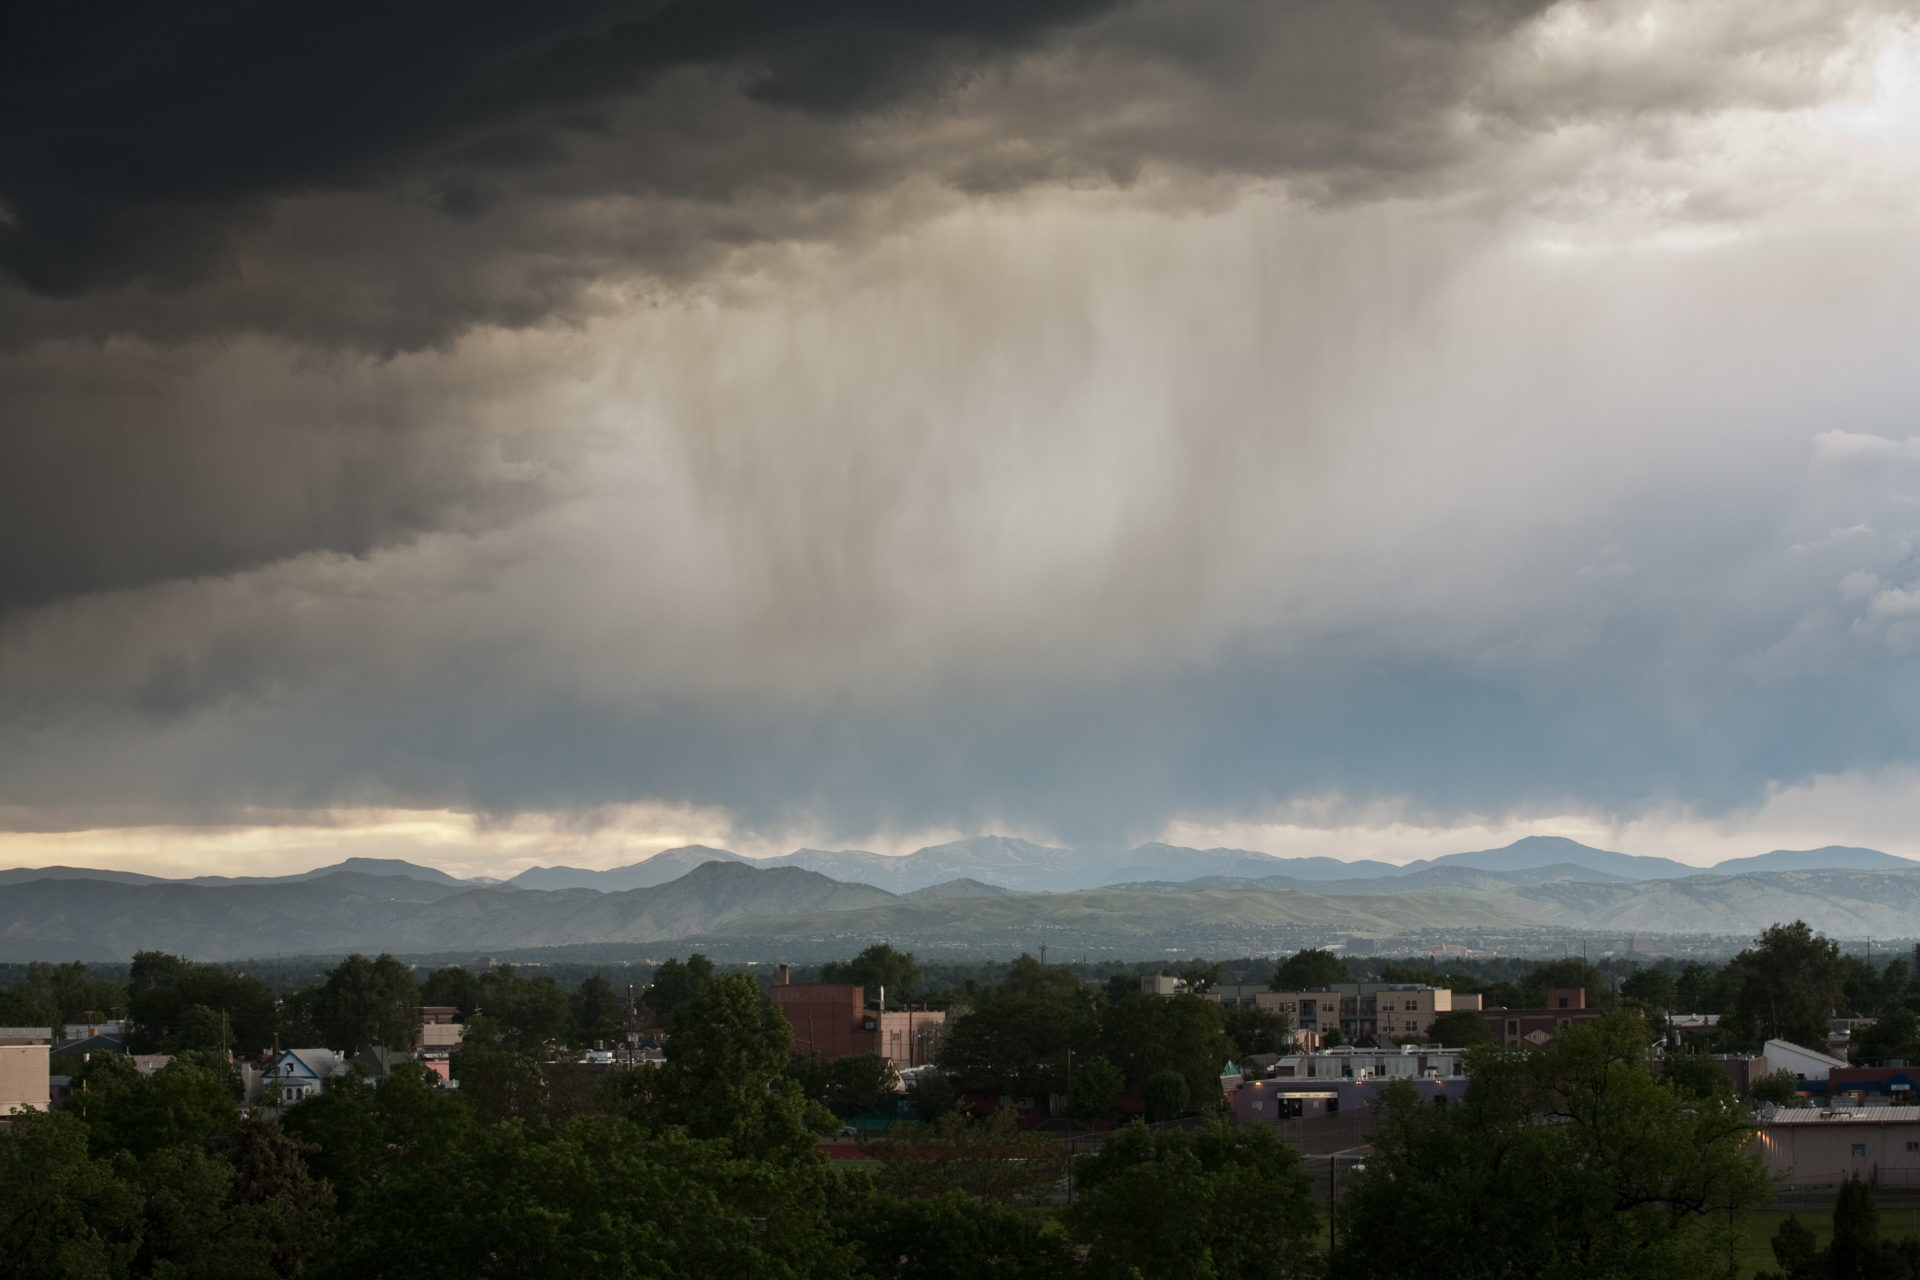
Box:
1853, 1144, 1868, 1158
1906, 1142, 1919, 1153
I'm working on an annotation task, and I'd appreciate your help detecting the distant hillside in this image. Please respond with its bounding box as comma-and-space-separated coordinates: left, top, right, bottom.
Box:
1705, 846, 1918, 875
0, 862, 893, 961
900, 878, 1015, 901
505, 846, 752, 891
1407, 836, 1696, 881
0, 865, 166, 887
703, 885, 1525, 955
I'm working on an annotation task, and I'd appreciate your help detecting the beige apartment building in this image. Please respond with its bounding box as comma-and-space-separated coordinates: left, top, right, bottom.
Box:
1208, 985, 1480, 1046
0, 1028, 52, 1118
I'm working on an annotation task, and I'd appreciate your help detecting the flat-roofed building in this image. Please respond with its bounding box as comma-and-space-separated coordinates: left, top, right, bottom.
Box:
0, 1028, 52, 1118
1212, 984, 1473, 1046
1482, 989, 1605, 1047
1755, 1108, 1920, 1191
767, 973, 945, 1067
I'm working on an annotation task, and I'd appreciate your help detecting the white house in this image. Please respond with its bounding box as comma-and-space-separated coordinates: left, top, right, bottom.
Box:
266, 1049, 347, 1102
1766, 1038, 1850, 1085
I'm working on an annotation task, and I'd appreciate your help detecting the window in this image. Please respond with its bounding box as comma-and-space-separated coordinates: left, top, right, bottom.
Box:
1853, 1144, 1868, 1158
1557, 997, 1570, 1009
1323, 1003, 1334, 1013
1406, 1021, 1419, 1032
1906, 1142, 1919, 1153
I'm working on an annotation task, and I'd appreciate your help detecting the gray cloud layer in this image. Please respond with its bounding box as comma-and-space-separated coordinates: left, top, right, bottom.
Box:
2, 0, 1915, 849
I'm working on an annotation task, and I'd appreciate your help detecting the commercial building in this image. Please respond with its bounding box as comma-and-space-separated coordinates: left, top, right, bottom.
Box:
1754, 1109, 1920, 1191
1210, 984, 1480, 1046
1481, 989, 1605, 1047
0, 1027, 52, 1119
1765, 1038, 1851, 1087
1231, 1075, 1468, 1126
767, 970, 945, 1068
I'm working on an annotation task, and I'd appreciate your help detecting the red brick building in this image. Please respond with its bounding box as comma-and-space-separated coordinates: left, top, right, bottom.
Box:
768, 973, 945, 1067
1482, 988, 1605, 1047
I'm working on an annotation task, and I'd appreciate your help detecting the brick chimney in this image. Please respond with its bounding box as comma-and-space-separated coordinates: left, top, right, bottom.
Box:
777, 963, 790, 986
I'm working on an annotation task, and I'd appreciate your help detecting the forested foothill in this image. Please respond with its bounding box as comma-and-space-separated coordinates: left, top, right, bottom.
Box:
1, 920, 1918, 1276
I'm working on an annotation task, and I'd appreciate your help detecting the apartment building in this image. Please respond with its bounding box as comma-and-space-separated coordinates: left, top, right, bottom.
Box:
1209, 984, 1480, 1045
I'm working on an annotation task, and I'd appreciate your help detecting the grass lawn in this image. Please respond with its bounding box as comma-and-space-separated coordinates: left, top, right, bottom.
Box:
1733, 1196, 1920, 1277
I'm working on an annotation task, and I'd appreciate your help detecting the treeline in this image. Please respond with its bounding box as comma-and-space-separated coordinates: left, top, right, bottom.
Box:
9, 965, 1859, 1279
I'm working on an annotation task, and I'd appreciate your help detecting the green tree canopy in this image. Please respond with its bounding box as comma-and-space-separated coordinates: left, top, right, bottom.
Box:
1223, 1004, 1291, 1056
1723, 921, 1843, 1049
421, 964, 481, 1018
0, 1111, 141, 1279
1271, 948, 1351, 991
646, 954, 716, 1026
1069, 1120, 1322, 1280
125, 954, 278, 1053
1098, 992, 1233, 1103
1333, 1011, 1770, 1280
314, 953, 420, 1053
836, 1185, 1074, 1280
1423, 1008, 1494, 1048
820, 944, 923, 1004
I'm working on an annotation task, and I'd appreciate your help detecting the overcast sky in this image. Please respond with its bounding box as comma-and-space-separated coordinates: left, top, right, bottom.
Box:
3, 0, 1918, 877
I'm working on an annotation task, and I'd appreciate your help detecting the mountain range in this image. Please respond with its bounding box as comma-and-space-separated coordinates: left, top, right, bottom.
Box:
0, 835, 1917, 961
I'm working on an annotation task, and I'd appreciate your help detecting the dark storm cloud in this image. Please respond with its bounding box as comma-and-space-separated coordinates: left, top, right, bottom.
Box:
0, 0, 1120, 297
0, 0, 1573, 614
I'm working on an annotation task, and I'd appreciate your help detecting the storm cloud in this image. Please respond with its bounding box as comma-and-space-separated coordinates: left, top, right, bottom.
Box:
2, 0, 1917, 867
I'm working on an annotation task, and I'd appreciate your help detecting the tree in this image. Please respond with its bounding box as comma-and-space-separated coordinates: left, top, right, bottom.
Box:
451, 1017, 549, 1123
1271, 949, 1350, 991
1143, 1069, 1190, 1123
1223, 1005, 1290, 1057
471, 965, 571, 1054
1829, 1173, 1881, 1280
1660, 1052, 1731, 1100
1320, 1024, 1346, 1048
1522, 957, 1618, 1010
1422, 1009, 1492, 1047
172, 1002, 231, 1053
0, 1111, 141, 1279
0, 987, 60, 1030
646, 954, 716, 1025
827, 1054, 901, 1119
939, 994, 1095, 1098
327, 1117, 859, 1279
1176, 960, 1225, 991
78, 1056, 242, 1160
1723, 922, 1843, 1049
571, 973, 623, 1047
821, 944, 922, 1004
1849, 1005, 1920, 1067
1621, 966, 1677, 1016
837, 1186, 1075, 1280
907, 1072, 959, 1124
22, 962, 123, 1023
651, 972, 829, 1159
125, 956, 278, 1053
1332, 1011, 1771, 1280
1068, 1120, 1322, 1280
1757, 1174, 1920, 1280
1097, 992, 1233, 1104
866, 1110, 1063, 1204
313, 953, 420, 1053
421, 965, 481, 1018
1067, 1055, 1125, 1123
1750, 1069, 1801, 1107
